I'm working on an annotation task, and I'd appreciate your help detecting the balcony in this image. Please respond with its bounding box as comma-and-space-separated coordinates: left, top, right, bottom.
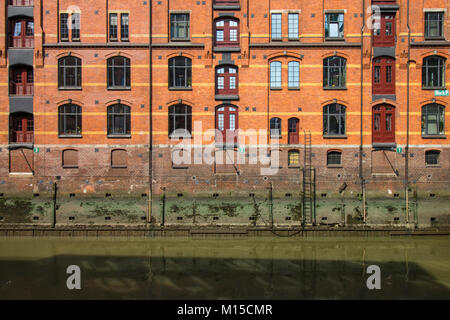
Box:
214, 0, 240, 10
9, 0, 34, 6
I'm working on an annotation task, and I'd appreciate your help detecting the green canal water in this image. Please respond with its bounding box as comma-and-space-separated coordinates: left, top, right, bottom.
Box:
0, 236, 449, 300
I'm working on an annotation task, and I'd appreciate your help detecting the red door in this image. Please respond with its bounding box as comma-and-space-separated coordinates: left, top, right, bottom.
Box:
216, 66, 238, 95
11, 67, 33, 95
216, 106, 238, 145
10, 19, 34, 48
373, 14, 396, 47
373, 104, 395, 144
288, 118, 299, 144
373, 57, 395, 95
215, 19, 239, 47
12, 114, 34, 143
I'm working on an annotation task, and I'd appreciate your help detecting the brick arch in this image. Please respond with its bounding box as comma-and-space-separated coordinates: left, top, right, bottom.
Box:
420, 98, 448, 107
105, 99, 133, 107
267, 51, 303, 61
166, 52, 194, 59
321, 99, 349, 107
321, 51, 350, 60
56, 99, 84, 107
105, 51, 132, 59
420, 50, 449, 59
55, 52, 84, 60
165, 99, 194, 107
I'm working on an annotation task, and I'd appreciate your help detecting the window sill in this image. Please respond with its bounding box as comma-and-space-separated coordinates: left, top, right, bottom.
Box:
213, 5, 240, 10
169, 135, 193, 140
422, 87, 447, 90
108, 134, 132, 139
215, 94, 239, 101
58, 87, 82, 91
327, 165, 343, 168
111, 166, 128, 169
325, 37, 345, 41
107, 87, 131, 91
63, 166, 79, 169
169, 87, 192, 91
425, 164, 441, 168
270, 136, 282, 140
213, 46, 241, 52
59, 135, 82, 139
170, 38, 191, 42
271, 38, 283, 42
422, 135, 446, 139
288, 165, 301, 169
172, 166, 189, 169
323, 87, 347, 90
324, 135, 347, 139
288, 87, 300, 91
270, 87, 283, 91
424, 37, 445, 41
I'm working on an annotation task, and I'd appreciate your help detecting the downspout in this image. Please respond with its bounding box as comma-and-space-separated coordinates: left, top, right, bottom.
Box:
360, 0, 366, 223
148, 1, 153, 225
405, 0, 411, 225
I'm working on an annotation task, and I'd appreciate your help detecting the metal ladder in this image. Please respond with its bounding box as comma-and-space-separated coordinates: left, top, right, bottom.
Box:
302, 131, 315, 226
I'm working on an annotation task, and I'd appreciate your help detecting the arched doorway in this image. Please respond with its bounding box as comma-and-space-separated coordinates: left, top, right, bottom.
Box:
215, 105, 239, 146
372, 104, 395, 144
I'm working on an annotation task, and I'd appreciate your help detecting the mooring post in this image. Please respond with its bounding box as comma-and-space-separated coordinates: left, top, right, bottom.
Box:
269, 182, 274, 229
52, 182, 57, 229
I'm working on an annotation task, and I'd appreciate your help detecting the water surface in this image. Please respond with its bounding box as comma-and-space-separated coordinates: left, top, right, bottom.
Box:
0, 236, 449, 299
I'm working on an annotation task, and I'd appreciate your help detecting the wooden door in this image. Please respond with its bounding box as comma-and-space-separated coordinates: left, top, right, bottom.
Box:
11, 67, 33, 95
373, 104, 395, 144
10, 19, 34, 48
12, 114, 33, 143
373, 57, 395, 94
216, 106, 238, 145
288, 118, 299, 144
373, 14, 396, 47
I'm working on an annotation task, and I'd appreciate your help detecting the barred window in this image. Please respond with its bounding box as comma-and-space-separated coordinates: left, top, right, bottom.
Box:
270, 117, 282, 138
107, 104, 131, 136
323, 103, 346, 136
327, 151, 342, 167
422, 104, 445, 136
288, 61, 300, 89
271, 13, 282, 40
270, 61, 282, 89
59, 104, 82, 136
422, 56, 446, 89
58, 56, 82, 89
107, 56, 131, 89
324, 56, 347, 88
169, 57, 192, 88
169, 104, 192, 137
425, 150, 440, 166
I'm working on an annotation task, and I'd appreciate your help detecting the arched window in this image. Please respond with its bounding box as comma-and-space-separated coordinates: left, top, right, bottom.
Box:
169, 57, 192, 89
111, 149, 128, 168
214, 18, 239, 47
327, 151, 342, 167
270, 61, 282, 89
58, 56, 82, 89
62, 149, 79, 168
270, 117, 282, 138
425, 150, 440, 166
288, 150, 300, 167
59, 104, 82, 136
288, 61, 300, 89
107, 56, 130, 89
422, 104, 445, 136
422, 56, 446, 89
323, 104, 346, 136
107, 104, 131, 136
323, 56, 346, 89
216, 66, 238, 95
169, 104, 192, 138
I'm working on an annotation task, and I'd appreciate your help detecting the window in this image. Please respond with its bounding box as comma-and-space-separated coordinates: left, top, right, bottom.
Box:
422, 104, 445, 136
422, 56, 446, 89
327, 151, 342, 167
270, 61, 282, 89
59, 104, 82, 136
10, 66, 33, 95
9, 18, 34, 48
325, 13, 344, 39
288, 150, 300, 167
121, 13, 129, 41
373, 14, 396, 47
270, 118, 282, 138
169, 57, 192, 89
373, 57, 395, 94
288, 13, 299, 40
109, 13, 129, 42
216, 66, 238, 95
58, 56, 82, 89
323, 104, 346, 136
288, 61, 300, 89
107, 104, 131, 136
425, 150, 440, 166
271, 13, 282, 40
109, 13, 118, 41
215, 18, 239, 47
425, 12, 444, 39
62, 149, 79, 168
60, 12, 80, 42
107, 56, 131, 89
169, 104, 192, 138
111, 149, 128, 168
323, 56, 346, 88
171, 13, 190, 40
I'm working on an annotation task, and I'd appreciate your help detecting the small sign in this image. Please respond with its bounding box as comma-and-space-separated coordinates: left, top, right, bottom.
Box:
435, 90, 449, 97
396, 147, 403, 154
33, 147, 40, 154
238, 146, 246, 154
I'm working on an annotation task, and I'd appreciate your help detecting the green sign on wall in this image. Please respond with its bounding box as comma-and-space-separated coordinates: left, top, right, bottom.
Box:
33, 147, 39, 154
435, 90, 449, 97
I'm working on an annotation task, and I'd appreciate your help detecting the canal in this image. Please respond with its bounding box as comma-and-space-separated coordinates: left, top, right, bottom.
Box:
0, 236, 449, 299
